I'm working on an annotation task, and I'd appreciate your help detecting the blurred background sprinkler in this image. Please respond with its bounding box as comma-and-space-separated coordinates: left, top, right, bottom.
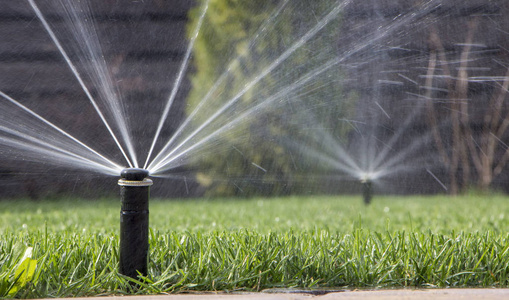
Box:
118, 168, 152, 279
361, 178, 373, 205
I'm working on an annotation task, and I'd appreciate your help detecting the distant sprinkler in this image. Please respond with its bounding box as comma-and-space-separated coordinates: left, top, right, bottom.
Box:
118, 168, 152, 279
360, 177, 373, 205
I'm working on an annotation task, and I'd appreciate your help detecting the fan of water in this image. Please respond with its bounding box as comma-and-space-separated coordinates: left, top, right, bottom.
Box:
0, 0, 506, 195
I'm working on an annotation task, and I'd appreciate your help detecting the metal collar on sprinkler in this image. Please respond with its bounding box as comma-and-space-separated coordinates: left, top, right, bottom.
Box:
118, 168, 153, 187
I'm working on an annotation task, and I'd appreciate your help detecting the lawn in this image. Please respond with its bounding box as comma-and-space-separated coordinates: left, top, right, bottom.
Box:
1, 194, 509, 298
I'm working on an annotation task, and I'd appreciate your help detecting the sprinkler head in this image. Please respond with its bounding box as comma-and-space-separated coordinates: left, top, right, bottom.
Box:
120, 168, 150, 181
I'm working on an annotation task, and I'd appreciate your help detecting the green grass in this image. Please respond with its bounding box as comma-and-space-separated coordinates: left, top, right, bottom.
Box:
1, 194, 509, 298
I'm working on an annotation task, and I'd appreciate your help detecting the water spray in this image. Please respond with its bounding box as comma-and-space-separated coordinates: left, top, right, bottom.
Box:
118, 168, 152, 279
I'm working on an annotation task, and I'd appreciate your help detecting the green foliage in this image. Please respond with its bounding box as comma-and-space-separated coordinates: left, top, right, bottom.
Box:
186, 0, 355, 196
8, 247, 37, 297
1, 246, 38, 298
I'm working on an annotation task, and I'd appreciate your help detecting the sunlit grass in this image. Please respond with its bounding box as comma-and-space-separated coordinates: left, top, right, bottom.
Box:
1, 194, 509, 298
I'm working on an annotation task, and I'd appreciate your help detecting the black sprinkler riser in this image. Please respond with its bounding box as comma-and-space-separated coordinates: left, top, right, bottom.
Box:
362, 180, 373, 205
118, 168, 152, 279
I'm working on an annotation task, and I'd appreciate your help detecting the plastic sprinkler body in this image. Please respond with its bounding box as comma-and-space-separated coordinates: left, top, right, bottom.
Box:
362, 179, 373, 205
118, 168, 152, 279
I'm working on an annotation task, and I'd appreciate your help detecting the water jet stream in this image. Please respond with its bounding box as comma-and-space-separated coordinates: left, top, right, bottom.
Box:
146, 0, 292, 171
150, 56, 350, 174
56, 0, 139, 168
143, 0, 210, 169
27, 0, 135, 168
289, 106, 363, 176
0, 135, 120, 175
0, 125, 120, 174
0, 90, 122, 172
148, 0, 351, 171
